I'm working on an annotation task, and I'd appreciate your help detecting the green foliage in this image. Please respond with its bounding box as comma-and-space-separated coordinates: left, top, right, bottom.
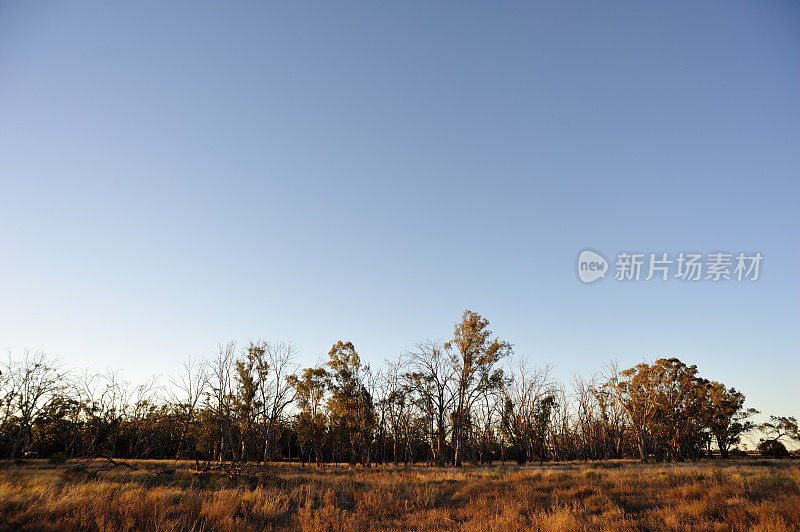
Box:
288, 367, 328, 464
0, 312, 779, 466
326, 342, 375, 466
702, 381, 756, 458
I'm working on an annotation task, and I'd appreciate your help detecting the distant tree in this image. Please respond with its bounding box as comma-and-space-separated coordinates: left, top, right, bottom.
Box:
170, 357, 209, 459
0, 354, 17, 450
87, 369, 130, 457
701, 381, 756, 458
251, 341, 297, 462
406, 340, 456, 466
446, 310, 511, 466
7, 351, 66, 459
29, 391, 81, 457
647, 358, 706, 461
123, 377, 161, 458
234, 347, 260, 460
572, 374, 624, 460
603, 358, 714, 462
500, 359, 552, 464
382, 358, 413, 466
288, 367, 328, 466
0, 333, 789, 466
601, 362, 658, 462
207, 342, 237, 462
326, 341, 375, 466
758, 416, 800, 458
532, 394, 558, 464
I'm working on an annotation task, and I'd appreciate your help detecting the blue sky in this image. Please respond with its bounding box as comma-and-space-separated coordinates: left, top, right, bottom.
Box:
1, 2, 798, 427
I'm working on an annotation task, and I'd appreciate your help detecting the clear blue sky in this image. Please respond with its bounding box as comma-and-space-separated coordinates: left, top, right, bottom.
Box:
1, 2, 798, 426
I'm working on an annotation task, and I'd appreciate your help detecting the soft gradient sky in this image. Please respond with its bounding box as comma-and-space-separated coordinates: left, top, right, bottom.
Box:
1, 2, 798, 431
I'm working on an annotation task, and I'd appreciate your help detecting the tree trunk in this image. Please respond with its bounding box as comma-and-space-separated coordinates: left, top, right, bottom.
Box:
9, 424, 27, 459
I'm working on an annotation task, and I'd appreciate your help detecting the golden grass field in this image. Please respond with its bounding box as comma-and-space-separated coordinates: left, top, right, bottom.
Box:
1, 459, 799, 531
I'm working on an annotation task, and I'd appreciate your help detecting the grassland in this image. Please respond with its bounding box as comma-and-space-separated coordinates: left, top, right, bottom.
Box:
1, 459, 799, 531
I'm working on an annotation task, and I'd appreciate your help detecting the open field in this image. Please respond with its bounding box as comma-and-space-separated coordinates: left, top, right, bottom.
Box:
1, 459, 799, 531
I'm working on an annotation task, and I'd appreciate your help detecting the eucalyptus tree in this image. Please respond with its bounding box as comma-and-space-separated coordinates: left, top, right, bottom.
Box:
234, 346, 260, 460
601, 361, 660, 461
288, 366, 328, 465
701, 381, 756, 458
326, 341, 375, 466
445, 310, 511, 466
758, 416, 800, 457
647, 358, 706, 460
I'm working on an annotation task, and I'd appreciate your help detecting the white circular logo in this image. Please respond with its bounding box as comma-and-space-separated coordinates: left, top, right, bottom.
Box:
578, 250, 608, 283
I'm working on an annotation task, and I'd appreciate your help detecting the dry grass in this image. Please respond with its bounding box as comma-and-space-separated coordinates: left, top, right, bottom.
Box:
0, 459, 798, 531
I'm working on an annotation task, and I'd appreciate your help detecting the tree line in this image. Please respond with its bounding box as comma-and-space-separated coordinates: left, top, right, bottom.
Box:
1, 310, 797, 465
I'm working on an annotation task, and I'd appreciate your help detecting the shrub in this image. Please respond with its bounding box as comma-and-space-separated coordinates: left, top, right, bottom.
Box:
758, 440, 789, 458
728, 447, 749, 458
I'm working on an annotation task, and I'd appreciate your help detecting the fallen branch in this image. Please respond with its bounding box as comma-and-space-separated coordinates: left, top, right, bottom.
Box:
63, 456, 139, 479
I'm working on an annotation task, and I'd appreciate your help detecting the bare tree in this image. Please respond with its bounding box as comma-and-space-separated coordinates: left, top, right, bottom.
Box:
126, 377, 162, 458
406, 340, 456, 466
171, 357, 209, 459
382, 357, 408, 466
7, 351, 66, 459
0, 353, 17, 449
548, 385, 570, 462
99, 369, 131, 457
207, 342, 237, 463
500, 358, 553, 464
572, 374, 604, 459
473, 378, 502, 465
255, 341, 297, 462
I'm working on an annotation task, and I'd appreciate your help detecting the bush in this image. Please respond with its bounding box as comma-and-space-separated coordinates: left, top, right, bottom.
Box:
757, 440, 789, 458
728, 447, 749, 458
